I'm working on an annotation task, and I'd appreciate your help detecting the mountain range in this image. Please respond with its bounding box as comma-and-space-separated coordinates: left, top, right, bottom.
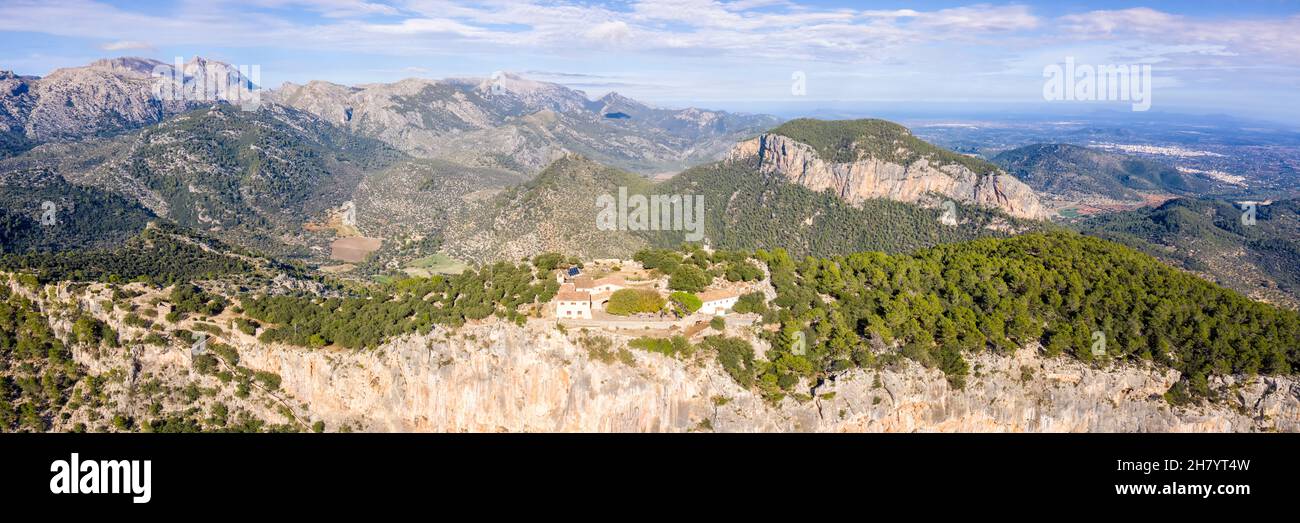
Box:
0, 57, 1059, 269
4, 56, 1300, 435
7, 55, 1291, 306
270, 72, 778, 176
992, 143, 1210, 203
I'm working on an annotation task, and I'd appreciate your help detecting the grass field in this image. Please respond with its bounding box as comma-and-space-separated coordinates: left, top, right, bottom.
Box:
403, 254, 470, 277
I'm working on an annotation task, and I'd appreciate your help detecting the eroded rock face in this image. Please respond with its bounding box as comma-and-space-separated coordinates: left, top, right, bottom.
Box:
269, 74, 778, 175
727, 134, 1048, 220
33, 279, 1298, 433
223, 322, 1296, 433
3, 57, 257, 142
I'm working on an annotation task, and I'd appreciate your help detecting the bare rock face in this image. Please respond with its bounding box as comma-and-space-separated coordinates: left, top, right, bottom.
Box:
3, 56, 258, 142
728, 133, 1048, 220
223, 322, 1297, 433
0, 71, 36, 134
35, 278, 1299, 434
269, 73, 778, 176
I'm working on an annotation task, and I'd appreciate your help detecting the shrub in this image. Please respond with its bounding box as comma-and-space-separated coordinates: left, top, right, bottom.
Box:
668, 264, 709, 292
732, 292, 767, 314
531, 252, 565, 272
633, 249, 683, 272
234, 317, 259, 335
702, 336, 755, 387
605, 289, 665, 315
253, 371, 282, 391
628, 335, 692, 357
669, 291, 702, 314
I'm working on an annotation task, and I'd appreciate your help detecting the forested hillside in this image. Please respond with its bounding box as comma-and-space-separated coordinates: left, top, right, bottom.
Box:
1079, 198, 1300, 307
241, 261, 559, 349
751, 231, 1300, 403
0, 167, 154, 252
441, 155, 657, 261
1, 103, 403, 259
655, 161, 1048, 256
993, 143, 1208, 200
0, 223, 259, 285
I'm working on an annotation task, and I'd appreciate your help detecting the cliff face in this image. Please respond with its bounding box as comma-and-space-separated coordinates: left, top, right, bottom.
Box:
728, 134, 1048, 220
224, 322, 1296, 433
39, 280, 1299, 433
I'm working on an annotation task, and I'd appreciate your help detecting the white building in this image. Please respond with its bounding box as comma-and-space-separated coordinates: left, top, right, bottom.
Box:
697, 289, 741, 316
573, 275, 626, 294
555, 285, 593, 319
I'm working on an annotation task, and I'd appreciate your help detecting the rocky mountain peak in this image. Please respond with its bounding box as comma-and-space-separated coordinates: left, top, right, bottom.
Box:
728, 119, 1048, 220
87, 57, 165, 76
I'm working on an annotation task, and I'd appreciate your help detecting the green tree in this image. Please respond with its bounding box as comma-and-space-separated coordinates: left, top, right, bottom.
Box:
605, 289, 666, 315
668, 264, 710, 292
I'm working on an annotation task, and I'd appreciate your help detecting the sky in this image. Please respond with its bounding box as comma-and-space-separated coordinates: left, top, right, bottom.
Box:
2, 0, 1299, 123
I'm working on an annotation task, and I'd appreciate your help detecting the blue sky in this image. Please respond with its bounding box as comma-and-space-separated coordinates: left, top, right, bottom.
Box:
2, 1, 1299, 123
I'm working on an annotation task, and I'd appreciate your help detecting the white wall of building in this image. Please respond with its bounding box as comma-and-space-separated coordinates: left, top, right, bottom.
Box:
556, 300, 592, 319
700, 296, 739, 316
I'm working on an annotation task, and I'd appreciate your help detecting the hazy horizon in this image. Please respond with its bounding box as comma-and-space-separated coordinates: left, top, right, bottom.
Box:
3, 1, 1299, 124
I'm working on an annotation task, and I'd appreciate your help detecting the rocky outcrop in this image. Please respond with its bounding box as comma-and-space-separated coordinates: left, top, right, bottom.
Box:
269, 73, 777, 175
30, 277, 1298, 433
222, 321, 1296, 433
728, 133, 1048, 220
1, 56, 257, 142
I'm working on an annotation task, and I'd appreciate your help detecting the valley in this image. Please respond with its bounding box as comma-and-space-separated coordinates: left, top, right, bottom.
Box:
2, 57, 1299, 434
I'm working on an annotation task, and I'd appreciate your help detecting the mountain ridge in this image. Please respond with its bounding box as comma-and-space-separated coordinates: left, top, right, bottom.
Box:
269, 71, 779, 175
726, 119, 1048, 220
993, 143, 1210, 202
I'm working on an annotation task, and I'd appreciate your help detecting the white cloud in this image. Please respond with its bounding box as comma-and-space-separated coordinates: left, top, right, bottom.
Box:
100, 40, 153, 51
2, 0, 1298, 113
1060, 8, 1300, 61
585, 21, 632, 45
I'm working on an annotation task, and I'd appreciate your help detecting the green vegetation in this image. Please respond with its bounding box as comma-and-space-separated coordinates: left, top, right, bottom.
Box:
0, 284, 78, 432
769, 118, 1001, 175
752, 231, 1300, 401
0, 168, 155, 253
668, 291, 702, 315
655, 161, 1048, 258
234, 318, 259, 336
628, 335, 692, 357
0, 224, 257, 285
406, 253, 469, 276
733, 292, 768, 316
577, 333, 636, 365
242, 261, 558, 349
633, 249, 683, 273
167, 284, 228, 321
668, 264, 710, 292
120, 104, 398, 255
447, 155, 656, 261
530, 252, 567, 272
702, 336, 756, 388
993, 143, 1207, 200
605, 288, 666, 316
1079, 198, 1300, 306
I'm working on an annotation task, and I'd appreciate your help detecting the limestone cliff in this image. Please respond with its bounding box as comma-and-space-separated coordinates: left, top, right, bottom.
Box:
727, 133, 1048, 220
215, 322, 1300, 433
39, 280, 1300, 433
